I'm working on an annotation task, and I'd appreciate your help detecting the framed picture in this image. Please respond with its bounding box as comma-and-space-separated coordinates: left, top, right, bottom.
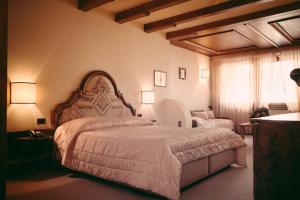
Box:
154, 70, 167, 87
200, 69, 209, 78
179, 67, 186, 80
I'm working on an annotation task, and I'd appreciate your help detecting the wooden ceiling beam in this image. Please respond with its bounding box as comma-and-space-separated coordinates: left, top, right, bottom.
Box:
115, 0, 191, 24
166, 1, 300, 40
78, 0, 114, 11
144, 0, 262, 33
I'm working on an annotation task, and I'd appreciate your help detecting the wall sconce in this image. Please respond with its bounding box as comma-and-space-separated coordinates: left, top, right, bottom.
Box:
141, 91, 155, 104
10, 82, 36, 104
200, 69, 209, 78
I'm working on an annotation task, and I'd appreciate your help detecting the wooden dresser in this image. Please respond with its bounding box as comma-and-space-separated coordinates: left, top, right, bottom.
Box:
251, 113, 300, 200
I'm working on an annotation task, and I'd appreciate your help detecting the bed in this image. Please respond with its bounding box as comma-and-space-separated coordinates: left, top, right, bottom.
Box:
52, 70, 247, 200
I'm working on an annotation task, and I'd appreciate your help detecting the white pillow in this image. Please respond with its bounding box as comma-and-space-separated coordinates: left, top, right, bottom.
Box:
191, 111, 208, 120
206, 111, 215, 119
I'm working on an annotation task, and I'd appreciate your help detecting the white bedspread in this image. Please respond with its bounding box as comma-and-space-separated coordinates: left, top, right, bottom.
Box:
54, 116, 247, 200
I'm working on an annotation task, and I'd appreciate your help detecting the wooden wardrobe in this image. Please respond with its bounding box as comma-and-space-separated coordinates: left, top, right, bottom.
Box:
252, 113, 300, 200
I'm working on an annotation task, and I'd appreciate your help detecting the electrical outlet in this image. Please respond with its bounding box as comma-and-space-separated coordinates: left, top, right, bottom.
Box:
37, 118, 46, 125
178, 121, 182, 127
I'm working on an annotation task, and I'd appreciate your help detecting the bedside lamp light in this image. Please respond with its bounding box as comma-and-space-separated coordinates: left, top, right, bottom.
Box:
141, 91, 154, 104
11, 82, 36, 104
201, 69, 209, 78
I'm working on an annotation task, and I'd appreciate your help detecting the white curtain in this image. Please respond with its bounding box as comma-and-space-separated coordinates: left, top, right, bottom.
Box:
211, 47, 300, 125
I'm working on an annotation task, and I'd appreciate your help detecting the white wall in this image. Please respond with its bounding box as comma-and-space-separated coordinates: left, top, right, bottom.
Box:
161, 99, 193, 128
169, 46, 210, 110
7, 0, 210, 131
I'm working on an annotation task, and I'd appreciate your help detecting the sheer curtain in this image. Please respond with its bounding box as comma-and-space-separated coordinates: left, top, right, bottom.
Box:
211, 47, 300, 125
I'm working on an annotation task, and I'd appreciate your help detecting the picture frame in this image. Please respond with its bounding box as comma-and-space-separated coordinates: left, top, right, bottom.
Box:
179, 67, 186, 80
154, 70, 167, 87
200, 69, 209, 78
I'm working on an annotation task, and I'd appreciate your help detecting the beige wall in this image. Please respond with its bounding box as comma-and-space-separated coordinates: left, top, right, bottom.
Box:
7, 0, 210, 131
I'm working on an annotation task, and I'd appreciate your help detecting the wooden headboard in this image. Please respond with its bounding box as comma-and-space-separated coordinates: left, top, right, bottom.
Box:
51, 70, 136, 128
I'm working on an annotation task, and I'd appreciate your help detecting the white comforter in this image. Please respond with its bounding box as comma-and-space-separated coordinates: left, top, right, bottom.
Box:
54, 116, 247, 200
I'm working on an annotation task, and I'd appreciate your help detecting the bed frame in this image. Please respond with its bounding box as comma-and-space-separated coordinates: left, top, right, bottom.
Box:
51, 70, 238, 192
52, 70, 135, 128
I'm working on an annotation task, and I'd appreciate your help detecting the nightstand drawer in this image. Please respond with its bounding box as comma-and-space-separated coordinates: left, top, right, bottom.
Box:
9, 136, 53, 159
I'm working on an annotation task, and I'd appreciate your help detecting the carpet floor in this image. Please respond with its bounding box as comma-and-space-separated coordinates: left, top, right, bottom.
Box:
6, 136, 253, 200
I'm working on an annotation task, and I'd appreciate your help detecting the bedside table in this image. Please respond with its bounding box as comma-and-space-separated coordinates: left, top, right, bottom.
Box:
236, 122, 253, 139
7, 129, 55, 175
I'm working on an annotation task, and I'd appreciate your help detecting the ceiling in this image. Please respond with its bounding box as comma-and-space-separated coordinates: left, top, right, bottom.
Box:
78, 0, 300, 56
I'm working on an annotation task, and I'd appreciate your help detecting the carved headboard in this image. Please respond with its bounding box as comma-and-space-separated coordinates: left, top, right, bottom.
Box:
51, 70, 136, 128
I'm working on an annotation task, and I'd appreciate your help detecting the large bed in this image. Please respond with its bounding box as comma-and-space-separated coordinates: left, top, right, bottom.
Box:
52, 70, 247, 200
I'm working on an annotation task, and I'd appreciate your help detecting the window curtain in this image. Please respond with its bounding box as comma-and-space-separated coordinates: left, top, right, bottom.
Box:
211, 47, 300, 125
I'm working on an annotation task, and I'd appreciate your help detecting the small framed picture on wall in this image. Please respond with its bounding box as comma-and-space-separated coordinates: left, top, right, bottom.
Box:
179, 67, 186, 80
154, 70, 167, 87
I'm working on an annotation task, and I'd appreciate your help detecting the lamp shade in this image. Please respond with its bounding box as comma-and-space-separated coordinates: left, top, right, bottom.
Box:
141, 91, 154, 104
11, 82, 36, 104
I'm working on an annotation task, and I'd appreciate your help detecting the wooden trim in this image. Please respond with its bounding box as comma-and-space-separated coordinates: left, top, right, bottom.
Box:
0, 0, 7, 199
144, 0, 261, 33
235, 30, 264, 48
166, 2, 300, 40
184, 29, 263, 48
174, 40, 300, 57
183, 40, 218, 54
78, 0, 114, 11
216, 46, 260, 56
52, 70, 136, 128
170, 40, 211, 56
182, 29, 233, 40
269, 15, 300, 43
270, 23, 293, 43
269, 15, 300, 24
183, 29, 262, 53
115, 0, 191, 24
212, 44, 300, 58
245, 23, 279, 48
185, 40, 259, 56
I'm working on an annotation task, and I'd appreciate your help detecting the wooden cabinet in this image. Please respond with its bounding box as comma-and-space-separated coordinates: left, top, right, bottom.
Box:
251, 113, 300, 200
7, 129, 55, 175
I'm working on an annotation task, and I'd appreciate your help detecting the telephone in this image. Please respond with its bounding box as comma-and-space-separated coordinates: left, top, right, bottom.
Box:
26, 130, 46, 138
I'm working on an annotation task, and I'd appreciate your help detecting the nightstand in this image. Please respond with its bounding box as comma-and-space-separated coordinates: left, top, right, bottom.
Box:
7, 129, 55, 175
236, 122, 253, 139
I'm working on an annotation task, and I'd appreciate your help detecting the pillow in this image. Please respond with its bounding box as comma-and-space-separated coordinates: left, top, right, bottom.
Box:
206, 111, 215, 119
192, 117, 208, 126
191, 111, 208, 120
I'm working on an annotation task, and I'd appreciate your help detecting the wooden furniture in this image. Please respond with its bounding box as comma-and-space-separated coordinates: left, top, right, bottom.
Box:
0, 0, 7, 198
7, 129, 55, 174
236, 122, 254, 139
251, 113, 300, 200
51, 70, 135, 128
